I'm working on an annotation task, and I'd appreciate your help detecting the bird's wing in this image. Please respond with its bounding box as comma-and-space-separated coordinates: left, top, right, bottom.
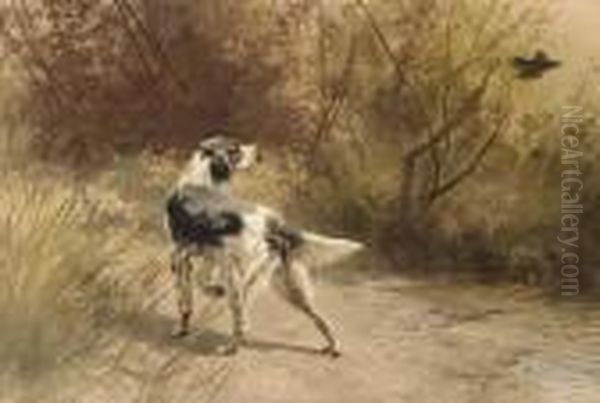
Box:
513, 56, 528, 64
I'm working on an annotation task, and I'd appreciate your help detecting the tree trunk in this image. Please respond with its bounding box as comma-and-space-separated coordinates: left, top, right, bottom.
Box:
398, 154, 417, 225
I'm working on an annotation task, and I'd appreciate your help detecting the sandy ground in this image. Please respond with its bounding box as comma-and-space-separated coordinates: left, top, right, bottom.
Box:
68, 267, 600, 403
212, 277, 600, 403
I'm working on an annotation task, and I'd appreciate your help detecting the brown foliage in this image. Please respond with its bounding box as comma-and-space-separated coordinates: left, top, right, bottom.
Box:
4, 0, 317, 165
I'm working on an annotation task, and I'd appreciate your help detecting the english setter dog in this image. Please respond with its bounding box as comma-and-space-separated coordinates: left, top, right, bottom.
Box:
166, 135, 362, 357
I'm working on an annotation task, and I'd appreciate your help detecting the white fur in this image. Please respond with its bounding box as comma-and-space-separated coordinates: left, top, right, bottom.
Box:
168, 137, 363, 356
295, 231, 364, 267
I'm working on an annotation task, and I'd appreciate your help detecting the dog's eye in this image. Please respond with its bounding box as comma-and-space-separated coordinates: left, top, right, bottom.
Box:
227, 146, 241, 160
202, 148, 215, 158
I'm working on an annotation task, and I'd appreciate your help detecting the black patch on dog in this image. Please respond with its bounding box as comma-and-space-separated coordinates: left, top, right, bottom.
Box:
167, 188, 243, 247
265, 218, 304, 262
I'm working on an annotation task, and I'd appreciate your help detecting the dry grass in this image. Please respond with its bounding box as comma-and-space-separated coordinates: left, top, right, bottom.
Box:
0, 164, 131, 385
0, 139, 230, 402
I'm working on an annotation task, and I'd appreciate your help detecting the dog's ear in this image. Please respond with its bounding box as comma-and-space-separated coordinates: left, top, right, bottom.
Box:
236, 144, 258, 169
189, 150, 205, 168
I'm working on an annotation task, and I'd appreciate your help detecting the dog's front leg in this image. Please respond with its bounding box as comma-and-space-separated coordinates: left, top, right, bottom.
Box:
171, 249, 194, 338
220, 260, 248, 355
203, 259, 227, 298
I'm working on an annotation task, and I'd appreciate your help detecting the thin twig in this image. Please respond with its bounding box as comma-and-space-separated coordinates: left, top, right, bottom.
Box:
406, 66, 496, 159
305, 36, 357, 172
427, 111, 510, 203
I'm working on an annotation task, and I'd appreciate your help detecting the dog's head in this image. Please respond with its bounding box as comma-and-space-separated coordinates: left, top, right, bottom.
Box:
188, 135, 259, 184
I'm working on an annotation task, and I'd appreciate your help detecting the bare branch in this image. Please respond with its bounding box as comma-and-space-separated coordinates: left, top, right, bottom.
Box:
428, 142, 442, 195
115, 0, 190, 98
427, 111, 510, 203
352, 0, 433, 130
305, 36, 357, 171
406, 67, 495, 159
111, 0, 162, 100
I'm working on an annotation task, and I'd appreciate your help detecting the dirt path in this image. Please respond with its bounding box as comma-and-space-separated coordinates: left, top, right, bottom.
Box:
79, 272, 600, 403
208, 277, 599, 403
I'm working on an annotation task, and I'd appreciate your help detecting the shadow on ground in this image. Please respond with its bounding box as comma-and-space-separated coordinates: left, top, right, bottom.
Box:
114, 309, 325, 358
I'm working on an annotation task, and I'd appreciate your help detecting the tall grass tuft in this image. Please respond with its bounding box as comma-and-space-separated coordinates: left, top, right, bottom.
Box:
0, 170, 124, 377
0, 141, 230, 402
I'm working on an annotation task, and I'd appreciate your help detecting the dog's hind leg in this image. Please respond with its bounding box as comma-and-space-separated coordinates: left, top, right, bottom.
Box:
273, 261, 341, 357
171, 248, 194, 338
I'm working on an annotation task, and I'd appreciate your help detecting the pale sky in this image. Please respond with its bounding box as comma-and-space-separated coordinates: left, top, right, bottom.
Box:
553, 0, 600, 63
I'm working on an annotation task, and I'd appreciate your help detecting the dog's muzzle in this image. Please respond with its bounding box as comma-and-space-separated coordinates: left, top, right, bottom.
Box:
210, 156, 232, 182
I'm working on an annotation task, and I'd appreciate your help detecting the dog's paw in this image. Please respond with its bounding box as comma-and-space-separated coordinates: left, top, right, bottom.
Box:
216, 335, 248, 356
171, 327, 190, 339
203, 284, 226, 298
320, 345, 342, 358
217, 342, 240, 356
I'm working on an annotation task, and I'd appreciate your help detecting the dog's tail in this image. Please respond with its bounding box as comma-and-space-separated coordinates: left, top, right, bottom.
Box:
265, 218, 363, 267
293, 231, 364, 267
